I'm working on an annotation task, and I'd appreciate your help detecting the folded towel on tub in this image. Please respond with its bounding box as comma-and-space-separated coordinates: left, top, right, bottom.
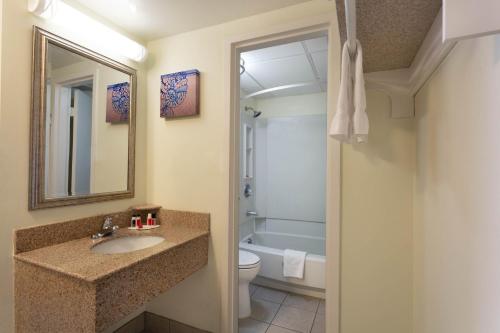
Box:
283, 249, 307, 279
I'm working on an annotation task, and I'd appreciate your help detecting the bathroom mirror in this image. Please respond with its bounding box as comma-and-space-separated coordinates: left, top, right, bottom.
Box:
29, 27, 136, 209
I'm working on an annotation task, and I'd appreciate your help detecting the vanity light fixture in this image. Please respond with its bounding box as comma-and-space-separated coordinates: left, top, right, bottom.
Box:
129, 0, 138, 14
28, 0, 55, 17
27, 0, 147, 62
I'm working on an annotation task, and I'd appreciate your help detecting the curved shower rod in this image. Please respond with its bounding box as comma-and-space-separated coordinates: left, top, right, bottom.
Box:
242, 82, 317, 99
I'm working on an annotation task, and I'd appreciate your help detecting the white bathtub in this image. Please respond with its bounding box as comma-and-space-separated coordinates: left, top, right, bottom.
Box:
239, 231, 325, 290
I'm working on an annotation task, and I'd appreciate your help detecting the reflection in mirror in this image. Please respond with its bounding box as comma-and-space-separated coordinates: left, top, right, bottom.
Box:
44, 43, 130, 198
30, 27, 136, 209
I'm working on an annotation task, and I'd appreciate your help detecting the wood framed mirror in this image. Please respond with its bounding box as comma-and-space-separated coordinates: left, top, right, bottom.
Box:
29, 26, 137, 210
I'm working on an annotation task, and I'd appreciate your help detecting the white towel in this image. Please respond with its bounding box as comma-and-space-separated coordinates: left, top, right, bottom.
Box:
329, 41, 353, 142
283, 249, 307, 279
352, 40, 368, 143
329, 40, 368, 143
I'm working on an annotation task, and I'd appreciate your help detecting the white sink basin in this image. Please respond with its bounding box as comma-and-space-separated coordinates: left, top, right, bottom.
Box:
92, 236, 165, 254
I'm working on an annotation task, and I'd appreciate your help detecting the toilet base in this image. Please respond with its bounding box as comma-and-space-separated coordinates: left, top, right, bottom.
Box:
238, 251, 261, 319
239, 282, 251, 318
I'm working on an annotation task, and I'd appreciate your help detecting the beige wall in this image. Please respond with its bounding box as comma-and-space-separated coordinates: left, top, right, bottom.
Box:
144, 2, 337, 332
144, 0, 414, 328
0, 1, 415, 332
341, 90, 414, 333
0, 1, 147, 332
88, 66, 130, 193
47, 60, 130, 194
414, 34, 500, 333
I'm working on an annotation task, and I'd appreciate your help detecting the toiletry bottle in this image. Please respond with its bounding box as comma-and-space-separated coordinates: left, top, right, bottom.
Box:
130, 215, 136, 228
147, 213, 153, 226
136, 215, 143, 229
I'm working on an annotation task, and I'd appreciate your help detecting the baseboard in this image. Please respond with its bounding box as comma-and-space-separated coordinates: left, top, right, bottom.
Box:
114, 311, 211, 333
253, 276, 325, 299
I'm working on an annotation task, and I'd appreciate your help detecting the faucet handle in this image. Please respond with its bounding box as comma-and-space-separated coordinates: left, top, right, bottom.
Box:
246, 211, 258, 217
103, 217, 114, 229
101, 217, 118, 234
91, 217, 118, 239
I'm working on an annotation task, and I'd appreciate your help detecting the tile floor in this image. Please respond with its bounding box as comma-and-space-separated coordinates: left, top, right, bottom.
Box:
239, 284, 325, 333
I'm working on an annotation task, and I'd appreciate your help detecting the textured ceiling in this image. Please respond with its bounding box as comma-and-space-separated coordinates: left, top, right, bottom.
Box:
335, 0, 442, 73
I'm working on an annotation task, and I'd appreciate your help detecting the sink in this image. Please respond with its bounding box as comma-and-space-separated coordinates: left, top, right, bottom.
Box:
92, 236, 165, 254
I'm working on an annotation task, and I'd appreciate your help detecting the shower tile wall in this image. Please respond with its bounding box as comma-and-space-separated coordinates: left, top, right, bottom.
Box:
255, 119, 268, 219
239, 103, 257, 240
255, 114, 326, 237
265, 218, 325, 237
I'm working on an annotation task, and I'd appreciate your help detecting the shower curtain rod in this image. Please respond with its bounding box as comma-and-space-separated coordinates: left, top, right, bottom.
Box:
344, 0, 357, 54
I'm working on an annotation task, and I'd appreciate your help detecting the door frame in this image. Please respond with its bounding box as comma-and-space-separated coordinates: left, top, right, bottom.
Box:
225, 13, 342, 333
71, 87, 93, 196
48, 84, 71, 197
48, 73, 97, 196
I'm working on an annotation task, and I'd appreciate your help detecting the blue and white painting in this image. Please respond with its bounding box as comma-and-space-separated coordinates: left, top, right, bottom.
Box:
160, 69, 200, 118
106, 82, 130, 123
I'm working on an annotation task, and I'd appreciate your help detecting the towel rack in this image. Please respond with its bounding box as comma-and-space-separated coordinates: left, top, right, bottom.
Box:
344, 0, 357, 55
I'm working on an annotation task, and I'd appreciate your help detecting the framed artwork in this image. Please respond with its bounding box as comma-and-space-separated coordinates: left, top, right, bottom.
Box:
160, 69, 200, 118
106, 82, 130, 123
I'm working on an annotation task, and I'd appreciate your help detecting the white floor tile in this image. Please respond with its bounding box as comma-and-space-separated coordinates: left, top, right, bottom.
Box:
272, 305, 315, 333
252, 287, 287, 304
283, 293, 320, 313
251, 299, 280, 323
238, 318, 269, 333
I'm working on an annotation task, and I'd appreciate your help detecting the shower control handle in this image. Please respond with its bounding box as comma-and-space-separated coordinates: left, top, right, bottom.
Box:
246, 211, 258, 217
244, 183, 252, 198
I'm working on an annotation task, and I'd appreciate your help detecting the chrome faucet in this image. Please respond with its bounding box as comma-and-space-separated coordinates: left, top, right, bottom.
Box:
246, 211, 258, 217
91, 217, 119, 239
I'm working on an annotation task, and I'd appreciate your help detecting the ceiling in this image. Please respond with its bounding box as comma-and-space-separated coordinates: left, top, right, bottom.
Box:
70, 0, 441, 75
72, 0, 313, 41
240, 36, 328, 99
335, 0, 442, 73
47, 43, 86, 70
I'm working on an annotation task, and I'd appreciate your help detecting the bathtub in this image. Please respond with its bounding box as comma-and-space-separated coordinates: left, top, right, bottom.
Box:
239, 231, 325, 290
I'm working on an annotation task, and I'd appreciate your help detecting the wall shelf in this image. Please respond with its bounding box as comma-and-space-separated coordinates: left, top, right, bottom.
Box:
364, 9, 456, 118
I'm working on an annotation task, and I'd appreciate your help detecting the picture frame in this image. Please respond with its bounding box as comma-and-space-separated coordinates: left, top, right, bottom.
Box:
160, 69, 200, 118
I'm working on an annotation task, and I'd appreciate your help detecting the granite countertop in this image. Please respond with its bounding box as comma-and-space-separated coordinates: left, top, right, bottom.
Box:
14, 224, 209, 283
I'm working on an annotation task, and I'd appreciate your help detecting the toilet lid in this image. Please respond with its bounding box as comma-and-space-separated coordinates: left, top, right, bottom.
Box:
239, 250, 260, 268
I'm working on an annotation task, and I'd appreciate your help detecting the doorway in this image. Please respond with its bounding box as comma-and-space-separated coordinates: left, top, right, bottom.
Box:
46, 77, 94, 198
227, 20, 341, 333
238, 36, 328, 333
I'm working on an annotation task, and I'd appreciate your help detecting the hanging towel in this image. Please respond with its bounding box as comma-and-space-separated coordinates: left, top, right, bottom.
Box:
283, 249, 307, 279
329, 39, 368, 143
352, 40, 368, 143
329, 41, 353, 142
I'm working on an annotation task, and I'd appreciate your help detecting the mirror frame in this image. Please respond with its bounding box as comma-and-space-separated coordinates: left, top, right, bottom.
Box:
29, 26, 137, 210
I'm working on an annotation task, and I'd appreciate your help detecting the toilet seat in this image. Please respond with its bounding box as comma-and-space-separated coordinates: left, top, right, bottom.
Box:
239, 250, 260, 269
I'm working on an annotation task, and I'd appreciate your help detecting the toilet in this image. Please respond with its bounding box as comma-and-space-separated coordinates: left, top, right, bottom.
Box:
238, 250, 261, 318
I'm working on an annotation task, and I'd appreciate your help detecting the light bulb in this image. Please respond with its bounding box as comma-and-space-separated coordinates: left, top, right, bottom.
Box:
28, 0, 147, 62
